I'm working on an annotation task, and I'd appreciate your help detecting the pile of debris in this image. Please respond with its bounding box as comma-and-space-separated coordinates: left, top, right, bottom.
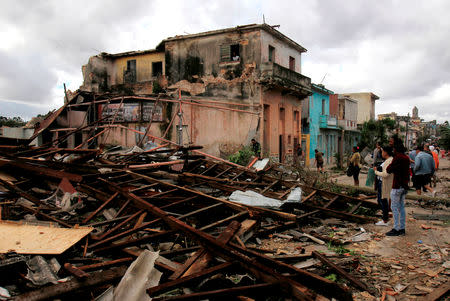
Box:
0, 143, 447, 301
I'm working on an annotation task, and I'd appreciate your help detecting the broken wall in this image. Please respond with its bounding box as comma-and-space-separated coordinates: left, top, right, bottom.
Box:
165, 30, 262, 102
170, 99, 260, 158
111, 52, 165, 85
260, 30, 302, 74
80, 55, 114, 93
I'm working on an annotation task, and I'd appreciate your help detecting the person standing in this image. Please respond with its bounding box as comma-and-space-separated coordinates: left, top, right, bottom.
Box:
251, 139, 261, 159
314, 149, 324, 173
373, 142, 383, 167
373, 146, 394, 226
373, 141, 384, 191
409, 147, 417, 188
385, 142, 410, 236
349, 146, 361, 186
296, 144, 304, 165
428, 145, 439, 188
414, 144, 436, 197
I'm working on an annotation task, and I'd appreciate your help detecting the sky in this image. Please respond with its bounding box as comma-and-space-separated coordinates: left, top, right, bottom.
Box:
1, 0, 449, 122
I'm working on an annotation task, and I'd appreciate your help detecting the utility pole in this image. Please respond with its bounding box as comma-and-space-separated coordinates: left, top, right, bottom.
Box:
177, 89, 183, 145
405, 113, 410, 149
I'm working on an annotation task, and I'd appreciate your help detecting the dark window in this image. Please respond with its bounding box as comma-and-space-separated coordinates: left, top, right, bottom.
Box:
268, 45, 275, 62
230, 44, 240, 61
289, 56, 295, 70
322, 99, 326, 115
220, 44, 240, 62
124, 59, 136, 83
152, 61, 163, 76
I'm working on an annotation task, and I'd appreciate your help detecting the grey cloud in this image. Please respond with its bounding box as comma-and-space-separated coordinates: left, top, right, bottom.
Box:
0, 0, 449, 122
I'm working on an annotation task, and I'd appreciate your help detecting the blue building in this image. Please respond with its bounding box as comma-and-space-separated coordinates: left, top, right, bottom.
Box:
301, 84, 340, 166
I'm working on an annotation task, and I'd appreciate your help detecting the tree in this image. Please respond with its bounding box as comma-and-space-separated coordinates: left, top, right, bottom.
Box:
438, 123, 450, 150
360, 118, 396, 149
0, 116, 27, 127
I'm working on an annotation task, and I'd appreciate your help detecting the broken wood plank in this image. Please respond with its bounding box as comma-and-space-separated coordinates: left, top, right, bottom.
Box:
0, 221, 92, 254
94, 209, 143, 240
152, 283, 276, 301
261, 180, 279, 194
82, 192, 118, 224
301, 204, 377, 224
312, 251, 370, 292
102, 179, 351, 300
148, 262, 233, 296
182, 220, 240, 278
12, 266, 127, 301
16, 204, 73, 228
0, 158, 82, 182
63, 263, 89, 279
76, 257, 133, 271
348, 201, 363, 214
417, 280, 449, 301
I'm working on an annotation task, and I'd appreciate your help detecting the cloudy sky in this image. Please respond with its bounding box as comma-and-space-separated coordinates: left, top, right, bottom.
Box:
1, 0, 449, 122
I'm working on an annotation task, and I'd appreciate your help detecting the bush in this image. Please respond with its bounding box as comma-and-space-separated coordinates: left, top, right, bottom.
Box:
229, 146, 254, 166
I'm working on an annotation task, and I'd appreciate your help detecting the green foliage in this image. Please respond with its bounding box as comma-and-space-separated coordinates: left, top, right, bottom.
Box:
439, 123, 450, 150
327, 242, 351, 255
229, 146, 254, 166
416, 133, 430, 146
360, 118, 396, 149
333, 152, 342, 169
152, 80, 163, 94
325, 274, 338, 282
0, 116, 27, 127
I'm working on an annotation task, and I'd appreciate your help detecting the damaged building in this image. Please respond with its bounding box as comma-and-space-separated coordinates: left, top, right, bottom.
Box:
60, 24, 312, 162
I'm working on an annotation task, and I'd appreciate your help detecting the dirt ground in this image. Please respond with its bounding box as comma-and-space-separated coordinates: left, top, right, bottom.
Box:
253, 200, 449, 300
255, 156, 450, 300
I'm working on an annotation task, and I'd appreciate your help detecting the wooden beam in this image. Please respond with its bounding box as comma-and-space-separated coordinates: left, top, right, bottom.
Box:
148, 262, 233, 296
12, 266, 127, 301
312, 251, 371, 293
152, 283, 276, 301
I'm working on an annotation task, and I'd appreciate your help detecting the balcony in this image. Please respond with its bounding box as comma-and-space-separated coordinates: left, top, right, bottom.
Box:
260, 62, 311, 97
320, 115, 339, 129
338, 119, 358, 132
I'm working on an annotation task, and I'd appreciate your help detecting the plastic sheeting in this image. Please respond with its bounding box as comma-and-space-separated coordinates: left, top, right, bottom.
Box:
26, 256, 60, 286
229, 187, 302, 209
365, 168, 375, 187
113, 250, 162, 301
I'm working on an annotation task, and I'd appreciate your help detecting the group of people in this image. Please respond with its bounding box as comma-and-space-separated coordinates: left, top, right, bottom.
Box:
250, 136, 442, 238
370, 137, 441, 237
409, 143, 439, 197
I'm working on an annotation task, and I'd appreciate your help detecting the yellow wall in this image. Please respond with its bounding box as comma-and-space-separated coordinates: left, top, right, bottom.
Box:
113, 52, 165, 84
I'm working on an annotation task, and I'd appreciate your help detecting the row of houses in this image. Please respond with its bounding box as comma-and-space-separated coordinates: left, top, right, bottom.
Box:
378, 106, 438, 150
3, 24, 380, 166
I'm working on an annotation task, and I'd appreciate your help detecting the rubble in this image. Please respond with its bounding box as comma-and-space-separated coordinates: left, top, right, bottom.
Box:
0, 129, 448, 300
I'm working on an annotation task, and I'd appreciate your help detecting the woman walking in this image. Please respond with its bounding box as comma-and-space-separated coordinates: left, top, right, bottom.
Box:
349, 146, 361, 186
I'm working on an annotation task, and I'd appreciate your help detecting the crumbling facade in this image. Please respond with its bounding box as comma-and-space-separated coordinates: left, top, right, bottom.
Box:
77, 24, 311, 162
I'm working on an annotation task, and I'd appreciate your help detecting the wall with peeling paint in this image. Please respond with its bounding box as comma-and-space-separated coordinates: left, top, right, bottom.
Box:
260, 30, 302, 73
112, 52, 165, 85
81, 55, 114, 92
261, 89, 302, 163
165, 30, 262, 101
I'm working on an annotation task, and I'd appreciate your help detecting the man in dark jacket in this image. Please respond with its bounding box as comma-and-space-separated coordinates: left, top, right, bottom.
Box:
386, 141, 410, 236
251, 139, 261, 159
